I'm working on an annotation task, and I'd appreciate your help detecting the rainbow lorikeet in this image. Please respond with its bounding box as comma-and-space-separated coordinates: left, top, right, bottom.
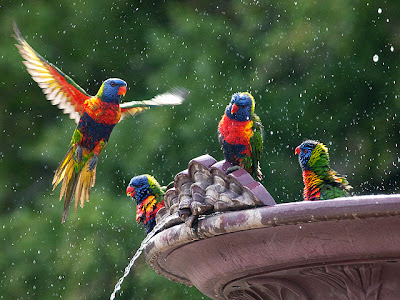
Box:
218, 92, 264, 181
295, 140, 352, 201
14, 24, 186, 223
126, 174, 166, 234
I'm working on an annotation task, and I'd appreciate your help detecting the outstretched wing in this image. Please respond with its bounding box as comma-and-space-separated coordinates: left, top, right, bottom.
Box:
13, 23, 91, 124
120, 88, 188, 120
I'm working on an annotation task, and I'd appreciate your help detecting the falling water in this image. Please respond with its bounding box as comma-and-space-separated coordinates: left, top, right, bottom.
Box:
109, 214, 180, 300
109, 225, 161, 300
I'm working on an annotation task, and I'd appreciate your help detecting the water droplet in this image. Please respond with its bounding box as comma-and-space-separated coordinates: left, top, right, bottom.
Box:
378, 8, 382, 14
373, 54, 379, 62
390, 46, 394, 52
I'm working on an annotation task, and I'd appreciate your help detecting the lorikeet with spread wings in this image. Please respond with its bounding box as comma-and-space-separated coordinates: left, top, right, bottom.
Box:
14, 24, 186, 223
218, 92, 264, 181
126, 174, 166, 234
295, 140, 352, 201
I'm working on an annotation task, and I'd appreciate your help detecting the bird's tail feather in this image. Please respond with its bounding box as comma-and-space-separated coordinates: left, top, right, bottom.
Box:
52, 146, 97, 223
256, 162, 263, 182
62, 172, 78, 223
52, 146, 75, 193
74, 164, 96, 212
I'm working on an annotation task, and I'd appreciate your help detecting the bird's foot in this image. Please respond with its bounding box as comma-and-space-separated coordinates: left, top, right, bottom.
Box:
185, 215, 198, 229
74, 145, 83, 163
226, 165, 241, 174
88, 155, 98, 171
178, 208, 191, 221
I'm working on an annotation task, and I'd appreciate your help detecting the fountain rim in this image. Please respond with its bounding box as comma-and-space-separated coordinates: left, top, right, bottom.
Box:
144, 194, 400, 285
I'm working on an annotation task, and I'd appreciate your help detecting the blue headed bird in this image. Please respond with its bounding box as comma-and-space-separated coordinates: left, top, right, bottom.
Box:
126, 175, 166, 234
218, 92, 264, 180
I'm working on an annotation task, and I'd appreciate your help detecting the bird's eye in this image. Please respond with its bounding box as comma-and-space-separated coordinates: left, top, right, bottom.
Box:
110, 82, 116, 87
303, 149, 308, 153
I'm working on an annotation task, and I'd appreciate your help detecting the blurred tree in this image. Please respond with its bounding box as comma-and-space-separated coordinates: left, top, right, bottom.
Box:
0, 0, 399, 299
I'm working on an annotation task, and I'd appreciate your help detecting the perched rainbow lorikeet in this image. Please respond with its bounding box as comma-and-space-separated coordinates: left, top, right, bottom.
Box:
218, 92, 264, 181
295, 140, 352, 201
126, 174, 166, 234
14, 24, 186, 223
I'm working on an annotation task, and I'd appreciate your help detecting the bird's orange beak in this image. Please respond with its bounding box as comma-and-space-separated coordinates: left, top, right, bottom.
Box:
126, 186, 135, 197
119, 86, 127, 96
231, 103, 239, 114
295, 146, 301, 155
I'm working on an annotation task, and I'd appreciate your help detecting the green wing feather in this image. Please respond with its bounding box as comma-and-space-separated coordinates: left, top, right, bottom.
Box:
320, 184, 350, 199
14, 23, 91, 124
320, 169, 352, 199
250, 113, 264, 181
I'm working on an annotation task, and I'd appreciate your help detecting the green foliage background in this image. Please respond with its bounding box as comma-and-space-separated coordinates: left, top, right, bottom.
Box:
1, 1, 399, 299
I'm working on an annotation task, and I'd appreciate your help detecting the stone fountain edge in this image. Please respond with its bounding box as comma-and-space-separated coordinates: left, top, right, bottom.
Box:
144, 194, 400, 287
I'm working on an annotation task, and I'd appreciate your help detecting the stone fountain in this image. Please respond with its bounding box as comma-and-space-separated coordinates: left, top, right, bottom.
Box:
143, 155, 400, 300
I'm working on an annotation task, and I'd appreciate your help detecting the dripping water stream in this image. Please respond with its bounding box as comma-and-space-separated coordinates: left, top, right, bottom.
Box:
109, 214, 180, 299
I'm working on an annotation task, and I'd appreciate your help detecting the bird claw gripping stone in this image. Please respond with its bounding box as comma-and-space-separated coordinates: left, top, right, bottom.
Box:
226, 165, 241, 174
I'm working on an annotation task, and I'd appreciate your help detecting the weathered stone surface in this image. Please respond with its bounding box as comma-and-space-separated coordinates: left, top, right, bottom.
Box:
157, 154, 275, 227
145, 194, 400, 300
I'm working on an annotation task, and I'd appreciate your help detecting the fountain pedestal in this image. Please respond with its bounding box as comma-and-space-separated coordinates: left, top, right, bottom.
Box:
144, 195, 400, 300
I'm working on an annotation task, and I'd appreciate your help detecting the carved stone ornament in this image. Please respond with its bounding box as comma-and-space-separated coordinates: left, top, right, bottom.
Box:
155, 154, 275, 227
301, 264, 382, 300
225, 277, 311, 300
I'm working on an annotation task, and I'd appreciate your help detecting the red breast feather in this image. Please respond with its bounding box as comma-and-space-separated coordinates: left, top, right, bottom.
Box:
218, 114, 253, 165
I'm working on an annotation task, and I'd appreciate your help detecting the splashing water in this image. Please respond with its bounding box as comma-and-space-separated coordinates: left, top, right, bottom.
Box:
109, 225, 161, 300
110, 214, 180, 300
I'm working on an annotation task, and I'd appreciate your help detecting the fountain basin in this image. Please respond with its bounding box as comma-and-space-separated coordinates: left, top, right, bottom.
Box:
144, 195, 400, 299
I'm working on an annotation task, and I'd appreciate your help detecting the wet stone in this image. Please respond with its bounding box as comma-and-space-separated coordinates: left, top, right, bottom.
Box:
156, 154, 276, 230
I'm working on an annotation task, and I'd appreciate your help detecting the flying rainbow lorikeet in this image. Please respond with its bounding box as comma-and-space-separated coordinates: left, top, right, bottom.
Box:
218, 92, 264, 181
295, 140, 352, 201
14, 24, 186, 223
126, 174, 166, 234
